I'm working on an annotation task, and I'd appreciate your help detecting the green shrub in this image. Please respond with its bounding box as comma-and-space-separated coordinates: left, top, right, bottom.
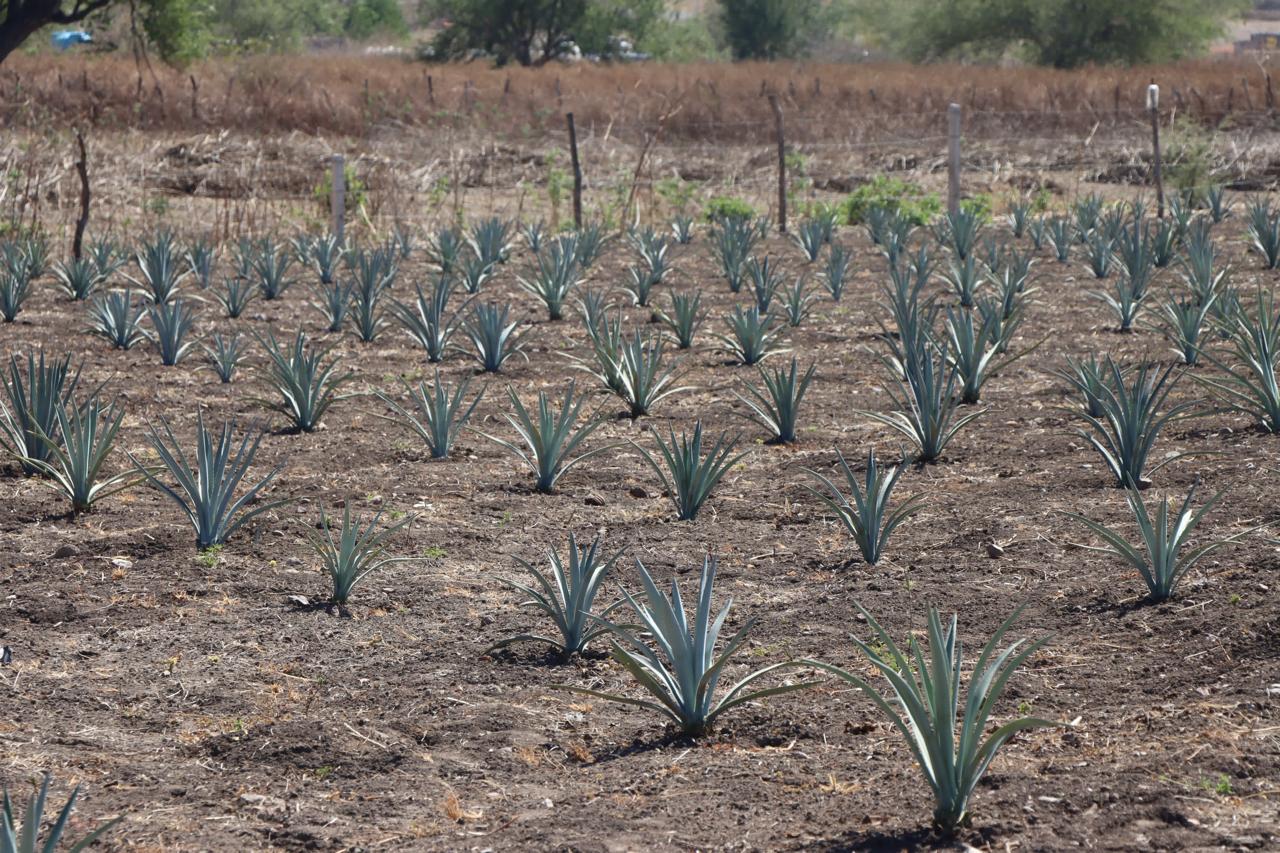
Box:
704, 196, 757, 223
840, 176, 942, 227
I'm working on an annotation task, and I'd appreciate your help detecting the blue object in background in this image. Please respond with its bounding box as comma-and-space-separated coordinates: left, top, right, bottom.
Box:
51, 31, 94, 51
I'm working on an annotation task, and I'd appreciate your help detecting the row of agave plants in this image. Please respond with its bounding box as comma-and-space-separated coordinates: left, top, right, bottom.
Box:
1, 189, 1275, 843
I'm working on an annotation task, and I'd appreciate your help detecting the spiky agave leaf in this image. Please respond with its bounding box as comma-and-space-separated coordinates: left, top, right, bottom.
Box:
202, 332, 247, 384
375, 370, 483, 459
718, 305, 783, 366
310, 504, 416, 605
805, 449, 921, 565
0, 350, 83, 476
734, 356, 815, 443
616, 332, 689, 419
1, 773, 122, 853
26, 395, 143, 514
255, 329, 353, 432
146, 298, 200, 366
632, 422, 746, 521
463, 302, 528, 373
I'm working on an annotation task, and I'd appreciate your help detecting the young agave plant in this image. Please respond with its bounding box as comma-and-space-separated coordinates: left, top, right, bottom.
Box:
821, 243, 851, 301
129, 229, 189, 303
215, 276, 256, 319
253, 245, 297, 301
745, 255, 784, 314
1066, 484, 1262, 602
944, 307, 1002, 405
1092, 271, 1149, 332
88, 289, 148, 350
622, 264, 659, 309
1194, 287, 1280, 432
574, 222, 611, 269
256, 330, 353, 432
793, 218, 825, 263
1068, 360, 1196, 489
1, 774, 121, 852
312, 278, 354, 333
1046, 216, 1072, 263
1057, 354, 1125, 419
488, 533, 626, 658
87, 235, 126, 280
571, 309, 625, 394
802, 605, 1056, 833
0, 270, 32, 321
616, 332, 688, 419
558, 555, 815, 735
658, 290, 705, 350
1206, 185, 1230, 223
520, 236, 581, 320
719, 305, 783, 366
131, 414, 286, 549
480, 383, 619, 493
185, 238, 216, 289
392, 277, 468, 363
464, 302, 527, 373
457, 250, 495, 295
25, 395, 142, 514
1156, 291, 1216, 366
1084, 231, 1113, 279
428, 226, 464, 274
781, 276, 819, 327
350, 270, 390, 343
863, 341, 985, 463
944, 254, 982, 307
375, 370, 483, 459
468, 216, 514, 267
1006, 199, 1032, 239
735, 357, 815, 443
521, 220, 547, 254
0, 351, 82, 476
938, 207, 983, 260
671, 214, 694, 244
806, 449, 922, 565
633, 422, 745, 521
202, 331, 247, 383
146, 298, 200, 366
53, 256, 103, 300
311, 504, 415, 607
1246, 198, 1280, 269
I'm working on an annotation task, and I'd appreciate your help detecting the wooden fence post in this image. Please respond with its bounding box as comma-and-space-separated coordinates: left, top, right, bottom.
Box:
331, 154, 346, 243
768, 93, 786, 233
566, 112, 583, 230
947, 103, 962, 217
72, 129, 90, 261
1148, 84, 1164, 219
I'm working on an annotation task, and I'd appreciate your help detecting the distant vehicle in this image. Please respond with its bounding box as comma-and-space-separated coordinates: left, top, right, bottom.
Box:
51, 31, 93, 51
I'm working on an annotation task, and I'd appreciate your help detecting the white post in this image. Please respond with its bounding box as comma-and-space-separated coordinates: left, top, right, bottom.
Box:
947, 103, 962, 217
331, 154, 346, 244
1147, 84, 1164, 219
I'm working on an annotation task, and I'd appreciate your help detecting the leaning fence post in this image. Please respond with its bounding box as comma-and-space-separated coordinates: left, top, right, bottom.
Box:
331, 154, 346, 243
947, 103, 962, 217
1148, 84, 1164, 219
566, 112, 583, 230
72, 129, 90, 261
768, 93, 787, 233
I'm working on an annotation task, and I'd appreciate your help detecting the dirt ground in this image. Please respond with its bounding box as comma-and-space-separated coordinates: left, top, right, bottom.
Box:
1, 143, 1278, 852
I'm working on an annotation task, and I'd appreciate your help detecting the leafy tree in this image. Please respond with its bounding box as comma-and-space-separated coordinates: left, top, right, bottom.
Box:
575, 0, 661, 55
866, 0, 1249, 68
428, 0, 589, 65
345, 0, 408, 40
142, 0, 212, 67
718, 0, 818, 59
0, 1, 116, 64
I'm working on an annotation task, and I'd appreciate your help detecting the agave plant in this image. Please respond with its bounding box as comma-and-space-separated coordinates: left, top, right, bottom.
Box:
1194, 287, 1280, 432
87, 236, 126, 281
88, 289, 148, 350
616, 332, 688, 419
576, 287, 612, 332
780, 276, 818, 327
1092, 272, 1149, 332
25, 395, 142, 515
256, 330, 353, 432
1072, 193, 1104, 240
1068, 482, 1265, 602
1179, 221, 1228, 306
709, 217, 756, 293
202, 331, 247, 383
428, 226, 464, 274
391, 222, 415, 260
574, 222, 611, 269
1206, 185, 1230, 223
1026, 215, 1049, 250
457, 250, 495, 295
622, 264, 659, 309
558, 555, 814, 735
633, 422, 745, 521
1156, 291, 1216, 366
805, 449, 922, 565
0, 351, 83, 476
1084, 231, 1114, 279
146, 298, 199, 366
468, 217, 514, 267
520, 236, 581, 320
863, 341, 984, 463
975, 294, 1025, 357
1057, 354, 1126, 419
802, 605, 1056, 833
745, 255, 784, 314
1247, 199, 1280, 269
185, 238, 216, 289
0, 271, 33, 321
571, 309, 625, 394
719, 305, 783, 366
53, 257, 103, 301
944, 307, 1001, 405
630, 226, 672, 283
1150, 218, 1179, 268
944, 254, 982, 307
1006, 199, 1032, 239
735, 357, 815, 443
671, 214, 694, 244
658, 290, 705, 349
480, 383, 618, 493
132, 414, 286, 549
1068, 359, 1196, 489
521, 220, 547, 254
375, 370, 483, 459
821, 243, 851, 301
488, 533, 626, 658
311, 504, 415, 606
128, 229, 189, 303
1, 773, 121, 852
1046, 216, 1072, 263
300, 232, 343, 284
312, 278, 354, 333
938, 207, 983, 260
215, 276, 256, 319
793, 218, 825, 263
464, 302, 527, 373
392, 277, 468, 363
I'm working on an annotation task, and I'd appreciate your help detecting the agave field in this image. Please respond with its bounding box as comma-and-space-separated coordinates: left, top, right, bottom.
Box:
2, 183, 1278, 850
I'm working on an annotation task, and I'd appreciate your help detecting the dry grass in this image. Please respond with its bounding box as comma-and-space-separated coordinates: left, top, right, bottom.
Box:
7, 54, 1279, 144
